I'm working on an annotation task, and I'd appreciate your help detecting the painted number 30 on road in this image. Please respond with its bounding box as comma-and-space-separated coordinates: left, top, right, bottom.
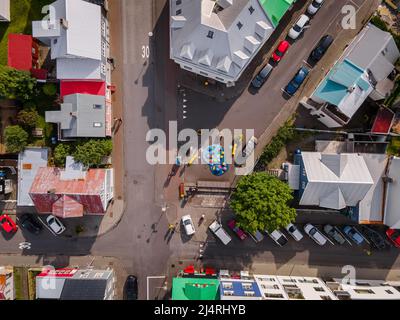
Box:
142, 45, 150, 59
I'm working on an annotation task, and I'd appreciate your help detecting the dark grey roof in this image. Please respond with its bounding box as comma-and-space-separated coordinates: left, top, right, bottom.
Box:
60, 279, 107, 300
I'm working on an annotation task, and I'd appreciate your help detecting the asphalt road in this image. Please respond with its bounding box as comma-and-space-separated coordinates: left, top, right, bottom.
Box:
0, 0, 398, 300
179, 0, 367, 136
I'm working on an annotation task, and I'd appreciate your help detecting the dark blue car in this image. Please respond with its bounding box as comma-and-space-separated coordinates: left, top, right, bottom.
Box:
284, 67, 310, 96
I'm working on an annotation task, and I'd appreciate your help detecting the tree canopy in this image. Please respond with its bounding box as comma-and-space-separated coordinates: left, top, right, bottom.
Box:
53, 143, 73, 167
230, 172, 297, 233
17, 108, 39, 128
4, 125, 29, 153
0, 66, 37, 101
72, 139, 113, 167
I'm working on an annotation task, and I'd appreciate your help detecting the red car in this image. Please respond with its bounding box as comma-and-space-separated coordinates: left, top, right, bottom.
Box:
227, 220, 247, 240
386, 229, 400, 248
272, 40, 290, 62
0, 214, 18, 234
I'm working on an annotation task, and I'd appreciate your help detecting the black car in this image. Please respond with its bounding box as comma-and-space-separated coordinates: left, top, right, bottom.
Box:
124, 275, 138, 300
251, 63, 273, 89
18, 214, 43, 235
359, 226, 386, 250
309, 35, 334, 62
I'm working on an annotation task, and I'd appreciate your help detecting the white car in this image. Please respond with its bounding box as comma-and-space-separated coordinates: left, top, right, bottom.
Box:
285, 223, 303, 241
46, 215, 66, 235
209, 220, 232, 245
307, 0, 324, 15
304, 223, 327, 246
267, 229, 288, 247
181, 215, 195, 236
288, 14, 310, 40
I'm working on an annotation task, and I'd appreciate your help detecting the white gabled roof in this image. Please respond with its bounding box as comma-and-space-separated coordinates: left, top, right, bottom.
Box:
300, 152, 374, 210
384, 157, 400, 229
170, 0, 275, 83
33, 0, 101, 60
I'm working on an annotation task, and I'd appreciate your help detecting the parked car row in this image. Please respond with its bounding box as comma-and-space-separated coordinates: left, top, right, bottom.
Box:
251, 0, 329, 96
0, 213, 66, 236
209, 218, 397, 251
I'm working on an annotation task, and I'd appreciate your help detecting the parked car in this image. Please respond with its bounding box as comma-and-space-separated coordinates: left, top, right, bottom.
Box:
285, 223, 303, 241
272, 40, 290, 62
343, 226, 364, 245
251, 63, 273, 89
227, 220, 247, 240
307, 0, 324, 15
386, 229, 400, 248
359, 226, 386, 250
284, 67, 309, 96
0, 214, 18, 234
248, 230, 264, 243
309, 34, 333, 62
46, 215, 66, 235
124, 275, 138, 300
267, 229, 288, 247
304, 223, 327, 246
181, 215, 195, 236
288, 14, 310, 40
18, 214, 43, 235
209, 220, 232, 245
323, 224, 346, 245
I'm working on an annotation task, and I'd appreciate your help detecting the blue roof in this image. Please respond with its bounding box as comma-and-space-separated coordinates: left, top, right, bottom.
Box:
314, 59, 371, 106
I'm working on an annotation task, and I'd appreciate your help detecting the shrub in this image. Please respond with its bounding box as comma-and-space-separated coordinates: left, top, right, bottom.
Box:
0, 66, 37, 101
42, 83, 57, 96
53, 143, 73, 167
4, 125, 29, 153
17, 108, 39, 128
72, 139, 113, 167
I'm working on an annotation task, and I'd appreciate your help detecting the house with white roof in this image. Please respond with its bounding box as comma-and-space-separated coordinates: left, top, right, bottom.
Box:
0, 0, 10, 22
291, 151, 374, 210
32, 0, 110, 82
170, 0, 296, 86
302, 23, 400, 128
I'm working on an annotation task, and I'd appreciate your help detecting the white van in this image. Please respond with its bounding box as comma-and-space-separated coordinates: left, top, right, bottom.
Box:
288, 14, 310, 40
209, 220, 232, 245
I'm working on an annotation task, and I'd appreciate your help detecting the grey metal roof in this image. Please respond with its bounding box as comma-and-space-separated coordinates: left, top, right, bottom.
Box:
46, 94, 106, 138
60, 279, 107, 300
345, 23, 400, 82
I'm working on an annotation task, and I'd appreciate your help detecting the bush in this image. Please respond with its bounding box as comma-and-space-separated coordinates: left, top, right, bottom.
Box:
4, 125, 29, 153
72, 139, 113, 167
370, 15, 388, 32
17, 108, 39, 128
258, 122, 296, 165
42, 83, 57, 96
53, 143, 73, 167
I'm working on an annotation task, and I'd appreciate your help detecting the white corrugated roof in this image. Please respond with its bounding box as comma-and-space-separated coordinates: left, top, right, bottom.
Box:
300, 152, 374, 210
17, 148, 49, 207
384, 157, 400, 229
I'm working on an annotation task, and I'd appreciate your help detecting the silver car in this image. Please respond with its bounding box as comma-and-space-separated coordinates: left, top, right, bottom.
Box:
304, 223, 327, 246
46, 215, 66, 235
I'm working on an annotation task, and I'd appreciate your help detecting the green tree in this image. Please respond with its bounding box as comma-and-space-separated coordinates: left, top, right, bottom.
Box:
53, 143, 73, 167
230, 172, 297, 233
0, 66, 37, 101
4, 125, 29, 153
42, 83, 57, 96
17, 108, 39, 128
72, 139, 113, 167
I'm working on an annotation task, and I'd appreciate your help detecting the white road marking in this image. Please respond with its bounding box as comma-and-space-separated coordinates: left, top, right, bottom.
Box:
18, 242, 31, 250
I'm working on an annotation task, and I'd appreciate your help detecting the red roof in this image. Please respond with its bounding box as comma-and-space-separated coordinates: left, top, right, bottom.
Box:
8, 34, 33, 71
29, 167, 106, 218
371, 108, 395, 134
60, 80, 106, 99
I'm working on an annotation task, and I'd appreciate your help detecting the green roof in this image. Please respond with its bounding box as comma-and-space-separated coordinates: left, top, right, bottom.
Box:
258, 0, 296, 27
172, 278, 220, 300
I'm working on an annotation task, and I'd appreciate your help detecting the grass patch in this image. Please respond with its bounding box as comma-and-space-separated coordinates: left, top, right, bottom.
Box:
0, 0, 53, 65
13, 267, 24, 300
387, 137, 400, 156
